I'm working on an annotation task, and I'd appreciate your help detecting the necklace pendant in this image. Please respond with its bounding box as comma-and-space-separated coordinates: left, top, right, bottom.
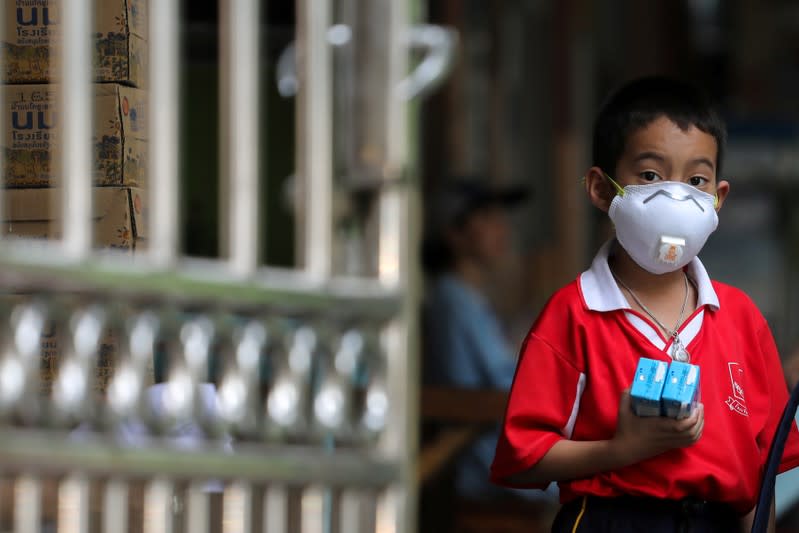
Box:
671, 337, 690, 362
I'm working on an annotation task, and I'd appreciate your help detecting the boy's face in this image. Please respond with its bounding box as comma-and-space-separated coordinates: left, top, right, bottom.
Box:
586, 115, 730, 212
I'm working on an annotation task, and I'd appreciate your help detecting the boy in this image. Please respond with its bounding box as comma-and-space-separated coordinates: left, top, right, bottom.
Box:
490, 76, 799, 532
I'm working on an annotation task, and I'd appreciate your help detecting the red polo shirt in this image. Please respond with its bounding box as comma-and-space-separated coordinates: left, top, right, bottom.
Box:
490, 241, 799, 513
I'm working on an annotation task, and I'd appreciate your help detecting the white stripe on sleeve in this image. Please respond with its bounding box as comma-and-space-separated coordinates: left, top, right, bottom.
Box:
562, 372, 587, 438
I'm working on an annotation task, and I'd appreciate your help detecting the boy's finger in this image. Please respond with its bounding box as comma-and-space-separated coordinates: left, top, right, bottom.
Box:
689, 404, 704, 429
654, 417, 686, 435
688, 418, 704, 443
684, 409, 705, 436
679, 404, 703, 428
673, 416, 697, 432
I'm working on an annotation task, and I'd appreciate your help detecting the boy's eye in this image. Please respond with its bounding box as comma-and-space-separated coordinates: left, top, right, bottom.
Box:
640, 171, 661, 182
688, 176, 709, 187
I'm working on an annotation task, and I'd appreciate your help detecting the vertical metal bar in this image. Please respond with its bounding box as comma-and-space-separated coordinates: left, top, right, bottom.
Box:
375, 486, 402, 533
58, 475, 90, 533
377, 192, 402, 285
15, 475, 42, 533
382, 2, 419, 532
143, 479, 174, 533
300, 486, 324, 533
297, 0, 333, 279
220, 0, 261, 276
186, 483, 210, 533
323, 487, 335, 533
61, 0, 94, 259
338, 490, 366, 533
378, 200, 420, 533
377, 323, 414, 533
378, 0, 410, 287
104, 479, 129, 533
148, 0, 181, 267
223, 482, 253, 533
263, 485, 288, 533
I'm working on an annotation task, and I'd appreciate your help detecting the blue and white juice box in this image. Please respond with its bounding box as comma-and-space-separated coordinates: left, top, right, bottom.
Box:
630, 357, 668, 417
661, 361, 700, 419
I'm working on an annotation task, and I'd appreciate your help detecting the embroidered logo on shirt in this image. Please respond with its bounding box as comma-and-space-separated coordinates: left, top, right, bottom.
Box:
725, 362, 748, 417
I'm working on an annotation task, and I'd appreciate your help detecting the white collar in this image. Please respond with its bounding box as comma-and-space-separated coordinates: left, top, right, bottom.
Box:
579, 239, 720, 313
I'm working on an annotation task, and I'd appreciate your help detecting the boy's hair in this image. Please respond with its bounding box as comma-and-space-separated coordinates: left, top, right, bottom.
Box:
592, 76, 727, 177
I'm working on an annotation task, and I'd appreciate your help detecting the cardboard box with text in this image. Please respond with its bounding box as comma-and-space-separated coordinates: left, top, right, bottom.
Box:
630, 357, 668, 417
2, 84, 147, 187
3, 0, 147, 87
661, 361, 700, 419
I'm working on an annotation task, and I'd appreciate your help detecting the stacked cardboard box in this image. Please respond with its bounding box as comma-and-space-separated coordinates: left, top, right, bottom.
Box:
2, 0, 149, 392
630, 358, 700, 419
3, 186, 147, 249
1, 83, 147, 190
3, 0, 147, 87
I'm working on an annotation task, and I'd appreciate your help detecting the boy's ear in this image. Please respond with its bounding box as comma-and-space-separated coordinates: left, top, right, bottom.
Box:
585, 166, 615, 212
714, 179, 730, 211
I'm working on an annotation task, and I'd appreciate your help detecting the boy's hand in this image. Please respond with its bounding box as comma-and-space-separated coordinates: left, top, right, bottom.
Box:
612, 389, 704, 464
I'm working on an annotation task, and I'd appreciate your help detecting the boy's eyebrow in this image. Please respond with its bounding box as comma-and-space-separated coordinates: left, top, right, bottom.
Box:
688, 157, 716, 171
633, 152, 716, 171
633, 151, 666, 164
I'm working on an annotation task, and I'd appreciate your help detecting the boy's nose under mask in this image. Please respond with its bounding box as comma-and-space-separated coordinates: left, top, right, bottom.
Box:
605, 175, 719, 275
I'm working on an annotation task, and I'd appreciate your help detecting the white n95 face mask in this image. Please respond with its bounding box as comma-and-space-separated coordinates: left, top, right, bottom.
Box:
605, 175, 719, 275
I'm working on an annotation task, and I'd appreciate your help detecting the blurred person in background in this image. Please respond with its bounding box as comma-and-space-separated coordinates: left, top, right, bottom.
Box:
421, 177, 558, 505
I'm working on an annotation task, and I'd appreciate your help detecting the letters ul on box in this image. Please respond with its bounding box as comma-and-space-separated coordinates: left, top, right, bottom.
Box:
1, 84, 147, 187
3, 0, 147, 87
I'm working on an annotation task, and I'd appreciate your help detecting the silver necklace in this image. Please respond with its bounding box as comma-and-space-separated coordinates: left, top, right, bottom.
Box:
612, 271, 692, 362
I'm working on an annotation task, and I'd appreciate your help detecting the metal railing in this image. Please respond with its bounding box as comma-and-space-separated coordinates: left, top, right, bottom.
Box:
0, 0, 455, 531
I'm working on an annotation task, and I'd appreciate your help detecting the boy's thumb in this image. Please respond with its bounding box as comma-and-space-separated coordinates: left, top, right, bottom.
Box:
619, 388, 631, 406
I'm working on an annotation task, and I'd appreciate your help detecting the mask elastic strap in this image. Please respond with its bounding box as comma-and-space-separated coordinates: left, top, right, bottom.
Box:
714, 195, 719, 209
603, 173, 626, 197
